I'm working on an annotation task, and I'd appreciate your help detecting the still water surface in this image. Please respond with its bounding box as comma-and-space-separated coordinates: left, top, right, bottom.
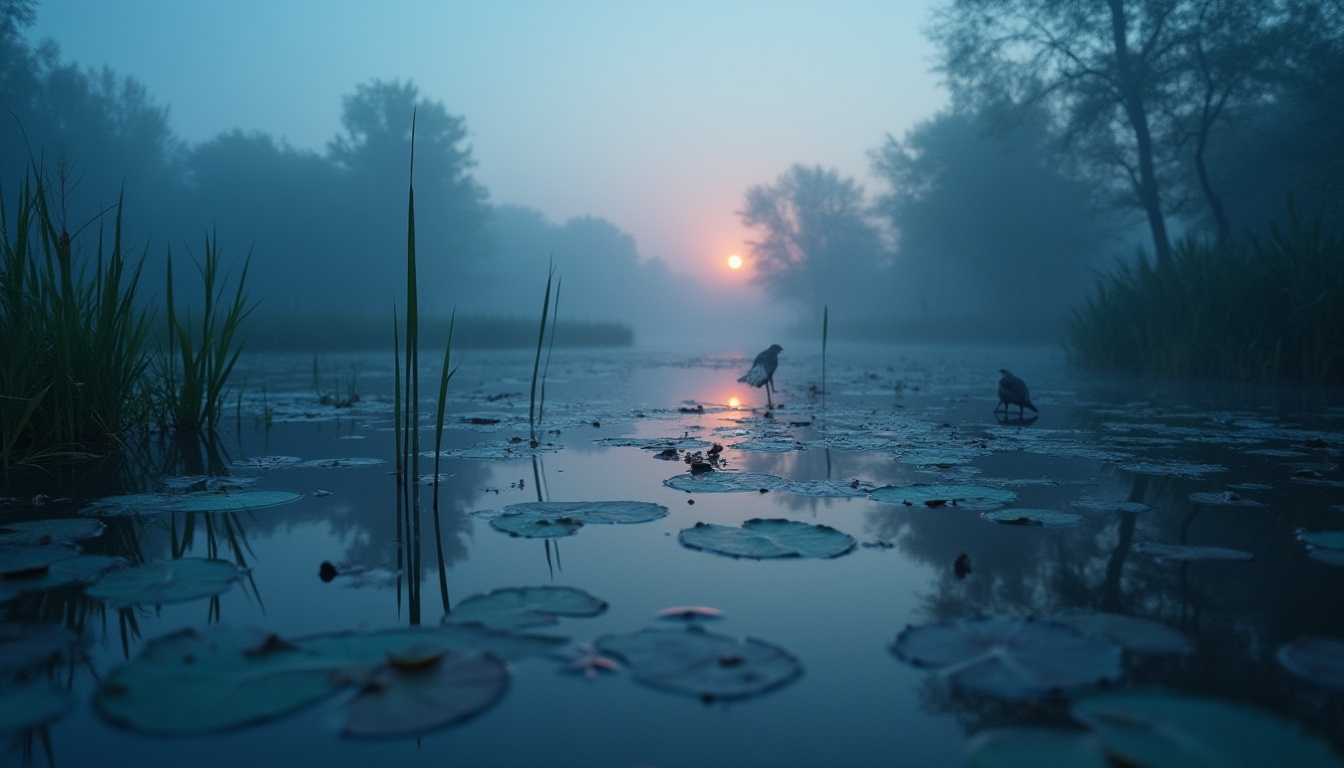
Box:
3, 342, 1343, 766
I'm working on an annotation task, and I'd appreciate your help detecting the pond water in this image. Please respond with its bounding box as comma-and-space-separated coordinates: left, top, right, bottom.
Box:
3, 342, 1344, 767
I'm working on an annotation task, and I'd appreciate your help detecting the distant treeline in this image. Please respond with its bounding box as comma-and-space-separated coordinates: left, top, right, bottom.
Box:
236, 311, 633, 352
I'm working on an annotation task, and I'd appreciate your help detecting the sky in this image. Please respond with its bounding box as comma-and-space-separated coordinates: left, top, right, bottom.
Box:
29, 0, 947, 285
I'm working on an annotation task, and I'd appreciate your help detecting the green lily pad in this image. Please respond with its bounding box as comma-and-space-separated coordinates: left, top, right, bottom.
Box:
982, 508, 1084, 528
0, 554, 125, 601
965, 727, 1111, 768
294, 457, 386, 469
0, 682, 71, 732
1297, 530, 1344, 551
779, 479, 872, 498
444, 586, 608, 630
341, 650, 509, 738
1071, 689, 1344, 768
1189, 491, 1264, 507
678, 518, 856, 559
490, 501, 667, 539
871, 484, 1017, 510
96, 624, 563, 735
1277, 635, 1344, 692
890, 617, 1123, 699
662, 471, 786, 494
233, 456, 303, 469
1049, 611, 1193, 655
1133, 543, 1254, 562
0, 544, 78, 578
0, 518, 105, 546
82, 489, 303, 516
86, 558, 240, 608
1070, 498, 1151, 514
595, 627, 801, 701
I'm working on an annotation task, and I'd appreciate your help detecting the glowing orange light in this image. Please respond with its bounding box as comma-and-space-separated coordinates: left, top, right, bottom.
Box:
728, 395, 742, 409
727, 254, 743, 270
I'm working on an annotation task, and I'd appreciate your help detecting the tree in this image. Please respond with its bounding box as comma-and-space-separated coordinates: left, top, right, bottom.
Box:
739, 164, 887, 316
930, 0, 1300, 265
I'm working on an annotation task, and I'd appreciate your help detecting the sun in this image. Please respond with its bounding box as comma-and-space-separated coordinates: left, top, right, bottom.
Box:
727, 254, 743, 270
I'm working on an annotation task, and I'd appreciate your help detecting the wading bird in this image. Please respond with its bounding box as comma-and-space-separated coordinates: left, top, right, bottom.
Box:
738, 344, 782, 408
996, 369, 1038, 416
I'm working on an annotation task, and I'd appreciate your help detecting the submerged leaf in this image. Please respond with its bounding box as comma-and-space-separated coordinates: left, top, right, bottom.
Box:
890, 617, 1123, 699
595, 627, 801, 701
678, 518, 856, 559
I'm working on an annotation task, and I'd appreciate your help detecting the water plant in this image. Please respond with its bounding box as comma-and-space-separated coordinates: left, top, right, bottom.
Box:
1, 169, 153, 468
528, 263, 560, 447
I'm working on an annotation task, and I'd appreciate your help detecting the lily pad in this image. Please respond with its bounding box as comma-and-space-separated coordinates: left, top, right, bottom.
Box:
965, 727, 1111, 768
1133, 542, 1254, 562
1049, 611, 1193, 655
86, 558, 240, 608
595, 627, 801, 701
82, 489, 303, 516
663, 471, 786, 494
490, 501, 668, 539
0, 518, 105, 546
96, 624, 563, 735
871, 484, 1017, 510
444, 586, 607, 630
1277, 635, 1344, 692
678, 518, 856, 559
0, 544, 79, 578
233, 455, 303, 469
1070, 498, 1152, 514
0, 682, 71, 732
1296, 530, 1344, 551
1117, 461, 1227, 478
1071, 689, 1344, 768
890, 616, 1123, 699
0, 554, 125, 601
1189, 491, 1264, 507
293, 457, 386, 469
779, 479, 872, 498
341, 650, 508, 738
982, 508, 1084, 528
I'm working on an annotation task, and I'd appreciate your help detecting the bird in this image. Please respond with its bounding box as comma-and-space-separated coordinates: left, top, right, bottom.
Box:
738, 344, 782, 408
996, 369, 1038, 416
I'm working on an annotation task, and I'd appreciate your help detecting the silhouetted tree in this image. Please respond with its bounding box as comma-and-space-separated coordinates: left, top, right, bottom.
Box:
871, 106, 1110, 334
739, 164, 888, 316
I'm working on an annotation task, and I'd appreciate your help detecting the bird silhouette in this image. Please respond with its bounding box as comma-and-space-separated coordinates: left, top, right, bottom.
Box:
996, 369, 1038, 416
738, 344, 782, 408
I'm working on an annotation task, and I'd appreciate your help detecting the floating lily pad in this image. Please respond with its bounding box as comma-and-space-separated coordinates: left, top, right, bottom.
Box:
293, 457, 386, 469
341, 650, 508, 738
233, 456, 303, 469
1189, 491, 1264, 507
1133, 542, 1254, 562
595, 627, 801, 701
96, 624, 563, 735
1070, 498, 1152, 514
871, 484, 1017, 510
1117, 461, 1227, 478
965, 727, 1110, 768
593, 437, 713, 451
982, 508, 1084, 528
489, 501, 668, 539
898, 448, 987, 466
1049, 612, 1193, 656
890, 617, 1123, 699
0, 554, 125, 601
0, 544, 79, 577
730, 438, 803, 452
662, 471, 786, 494
161, 475, 260, 491
0, 518, 105, 546
1297, 530, 1344, 551
86, 558, 240, 608
444, 586, 607, 630
432, 441, 562, 460
0, 682, 71, 732
1071, 689, 1344, 768
1277, 635, 1344, 692
82, 489, 303, 516
679, 518, 856, 559
779, 479, 872, 498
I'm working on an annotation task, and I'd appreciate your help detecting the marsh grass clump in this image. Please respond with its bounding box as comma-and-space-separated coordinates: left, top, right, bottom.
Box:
1067, 216, 1344, 383
1, 171, 152, 468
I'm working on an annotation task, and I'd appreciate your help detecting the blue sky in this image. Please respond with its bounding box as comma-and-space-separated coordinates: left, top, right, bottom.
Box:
31, 1, 946, 283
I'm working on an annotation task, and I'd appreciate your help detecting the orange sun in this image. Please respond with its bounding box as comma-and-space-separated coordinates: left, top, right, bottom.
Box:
727, 254, 743, 270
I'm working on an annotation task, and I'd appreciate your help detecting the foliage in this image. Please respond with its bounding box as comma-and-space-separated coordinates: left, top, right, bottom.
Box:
739, 164, 888, 317
1066, 216, 1344, 383
1, 170, 152, 468
158, 232, 255, 432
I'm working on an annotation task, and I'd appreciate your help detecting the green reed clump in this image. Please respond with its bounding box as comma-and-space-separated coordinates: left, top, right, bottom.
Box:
1067, 215, 1344, 383
1, 172, 153, 468
159, 231, 256, 432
